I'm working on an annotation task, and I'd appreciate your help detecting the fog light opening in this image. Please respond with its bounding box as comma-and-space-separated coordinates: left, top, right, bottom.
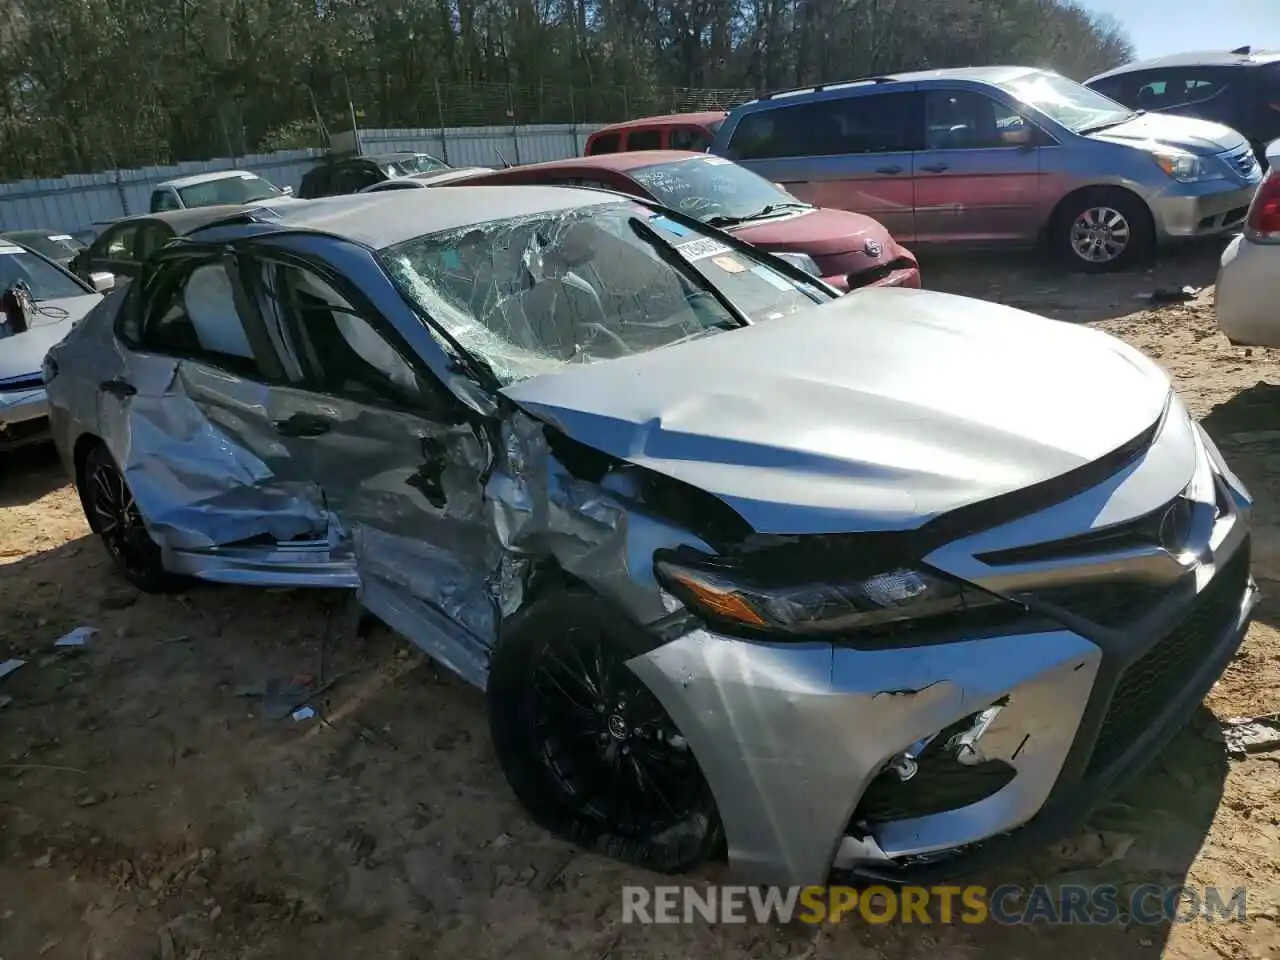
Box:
854, 701, 1015, 824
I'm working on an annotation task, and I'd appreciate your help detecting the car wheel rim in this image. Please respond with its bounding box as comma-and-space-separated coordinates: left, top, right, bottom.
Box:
529, 628, 702, 837
1070, 206, 1130, 263
88, 461, 152, 577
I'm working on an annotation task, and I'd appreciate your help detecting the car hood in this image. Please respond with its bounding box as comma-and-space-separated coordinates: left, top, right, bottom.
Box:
732, 207, 898, 259
0, 293, 101, 382
501, 288, 1171, 536
1090, 112, 1247, 156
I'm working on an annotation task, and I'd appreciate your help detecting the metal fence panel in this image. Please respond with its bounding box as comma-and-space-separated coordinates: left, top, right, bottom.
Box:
0, 125, 608, 233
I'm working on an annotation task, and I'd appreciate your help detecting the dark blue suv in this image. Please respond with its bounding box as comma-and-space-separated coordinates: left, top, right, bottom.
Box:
1087, 48, 1280, 167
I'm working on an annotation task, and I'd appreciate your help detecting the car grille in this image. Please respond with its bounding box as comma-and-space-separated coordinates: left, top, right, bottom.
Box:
1084, 538, 1250, 779
1028, 579, 1173, 629
0, 373, 43, 392
847, 257, 915, 289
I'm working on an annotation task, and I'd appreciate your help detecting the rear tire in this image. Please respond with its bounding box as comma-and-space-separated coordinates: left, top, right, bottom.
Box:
487, 588, 722, 874
1051, 188, 1153, 273
78, 443, 178, 593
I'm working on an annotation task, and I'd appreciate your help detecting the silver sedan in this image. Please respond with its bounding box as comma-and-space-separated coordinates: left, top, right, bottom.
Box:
43, 188, 1256, 885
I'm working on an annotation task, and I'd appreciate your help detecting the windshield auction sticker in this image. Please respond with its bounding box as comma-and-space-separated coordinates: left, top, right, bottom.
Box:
676, 237, 731, 261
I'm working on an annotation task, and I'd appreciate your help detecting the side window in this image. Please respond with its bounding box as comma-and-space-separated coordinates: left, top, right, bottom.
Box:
727, 92, 920, 160
336, 164, 383, 194
134, 225, 171, 261
273, 264, 429, 409
150, 190, 180, 213
670, 127, 712, 151
924, 91, 1031, 150
1135, 72, 1175, 110
137, 260, 265, 378
586, 132, 621, 155
103, 226, 139, 260
1178, 73, 1230, 105
626, 129, 663, 151
1088, 76, 1131, 105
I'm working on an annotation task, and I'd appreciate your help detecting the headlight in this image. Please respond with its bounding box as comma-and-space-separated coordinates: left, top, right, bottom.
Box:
1151, 151, 1224, 184
654, 554, 1004, 637
772, 251, 821, 276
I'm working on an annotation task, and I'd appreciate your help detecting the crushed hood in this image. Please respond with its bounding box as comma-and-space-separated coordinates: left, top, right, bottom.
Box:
1090, 112, 1248, 157
0, 293, 102, 382
733, 207, 896, 258
501, 288, 1172, 536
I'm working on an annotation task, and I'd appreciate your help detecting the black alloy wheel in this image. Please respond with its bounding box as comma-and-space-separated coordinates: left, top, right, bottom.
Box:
81, 443, 176, 592
488, 588, 722, 873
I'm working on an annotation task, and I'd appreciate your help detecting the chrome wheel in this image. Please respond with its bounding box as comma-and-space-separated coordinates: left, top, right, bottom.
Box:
1069, 206, 1130, 264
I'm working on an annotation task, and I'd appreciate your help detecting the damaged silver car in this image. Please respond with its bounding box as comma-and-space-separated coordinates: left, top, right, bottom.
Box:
44, 187, 1258, 886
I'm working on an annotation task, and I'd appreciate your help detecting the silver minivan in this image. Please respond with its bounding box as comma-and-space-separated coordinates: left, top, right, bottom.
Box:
711, 66, 1263, 271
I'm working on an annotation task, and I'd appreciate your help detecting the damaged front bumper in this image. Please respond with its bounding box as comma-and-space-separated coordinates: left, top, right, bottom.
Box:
627, 420, 1257, 887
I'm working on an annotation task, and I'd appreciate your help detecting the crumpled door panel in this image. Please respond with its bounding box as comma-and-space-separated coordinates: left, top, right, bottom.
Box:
98, 352, 341, 573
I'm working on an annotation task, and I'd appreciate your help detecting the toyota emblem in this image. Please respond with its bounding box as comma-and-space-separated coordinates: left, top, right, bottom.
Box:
863, 239, 882, 257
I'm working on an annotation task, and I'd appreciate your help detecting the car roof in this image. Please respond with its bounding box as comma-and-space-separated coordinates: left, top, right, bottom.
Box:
155, 170, 266, 189
589, 112, 728, 137
1089, 49, 1280, 81
409, 167, 492, 184
108, 204, 255, 233
480, 151, 704, 176
737, 66, 1042, 108
318, 152, 435, 166
193, 186, 618, 249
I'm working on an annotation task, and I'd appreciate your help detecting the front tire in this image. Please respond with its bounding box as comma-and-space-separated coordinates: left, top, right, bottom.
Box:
487, 588, 722, 873
79, 443, 177, 593
1052, 188, 1153, 273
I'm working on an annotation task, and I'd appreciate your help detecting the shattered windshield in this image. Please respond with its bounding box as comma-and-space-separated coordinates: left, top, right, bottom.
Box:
629, 156, 809, 224
383, 154, 449, 177
382, 200, 828, 384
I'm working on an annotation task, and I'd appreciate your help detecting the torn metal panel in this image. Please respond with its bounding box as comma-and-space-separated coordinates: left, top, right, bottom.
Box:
626, 626, 1100, 887
98, 356, 329, 551
483, 410, 717, 630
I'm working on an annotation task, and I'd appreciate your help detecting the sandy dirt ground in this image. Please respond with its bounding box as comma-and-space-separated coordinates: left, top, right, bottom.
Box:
3, 242, 1280, 960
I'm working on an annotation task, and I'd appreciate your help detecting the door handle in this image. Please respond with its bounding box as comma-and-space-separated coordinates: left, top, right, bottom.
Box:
273, 413, 333, 438
920, 162, 950, 173
875, 165, 903, 175
99, 378, 136, 398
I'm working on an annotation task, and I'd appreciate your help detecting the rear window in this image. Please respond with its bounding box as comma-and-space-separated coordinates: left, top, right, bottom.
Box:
669, 127, 712, 151
626, 129, 663, 150
586, 132, 621, 155
727, 93, 919, 160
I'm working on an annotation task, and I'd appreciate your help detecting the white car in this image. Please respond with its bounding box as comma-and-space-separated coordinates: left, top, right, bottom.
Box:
149, 170, 296, 213
1217, 139, 1280, 346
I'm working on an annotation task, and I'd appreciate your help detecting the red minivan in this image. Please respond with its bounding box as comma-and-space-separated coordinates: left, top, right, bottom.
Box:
453, 151, 920, 291
584, 112, 728, 156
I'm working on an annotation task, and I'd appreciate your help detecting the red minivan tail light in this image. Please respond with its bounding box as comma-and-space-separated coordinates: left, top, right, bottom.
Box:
1246, 170, 1280, 242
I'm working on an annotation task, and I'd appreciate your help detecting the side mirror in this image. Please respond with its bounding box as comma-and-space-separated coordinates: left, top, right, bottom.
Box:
281, 185, 295, 196
89, 271, 115, 293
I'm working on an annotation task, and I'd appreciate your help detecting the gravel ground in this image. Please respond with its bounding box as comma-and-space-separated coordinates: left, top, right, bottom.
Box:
2, 242, 1279, 960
